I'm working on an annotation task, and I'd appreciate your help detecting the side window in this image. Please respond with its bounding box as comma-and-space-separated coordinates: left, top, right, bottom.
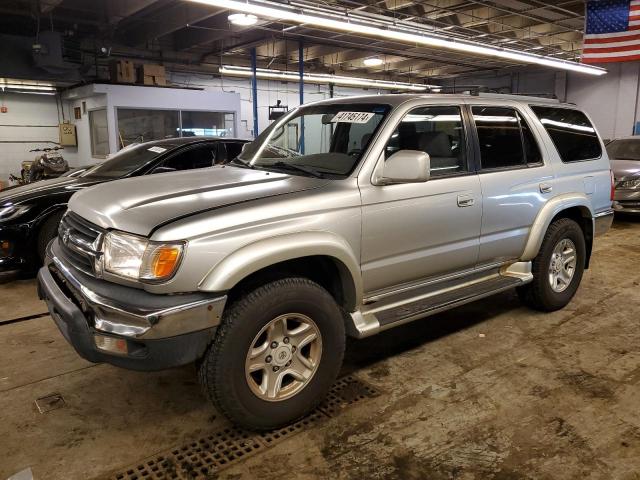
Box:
519, 111, 543, 165
386, 105, 467, 176
530, 106, 602, 162
223, 142, 244, 162
472, 106, 525, 169
160, 145, 216, 172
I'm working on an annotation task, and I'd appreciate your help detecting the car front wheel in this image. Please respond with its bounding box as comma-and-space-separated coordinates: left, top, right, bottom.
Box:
198, 277, 345, 430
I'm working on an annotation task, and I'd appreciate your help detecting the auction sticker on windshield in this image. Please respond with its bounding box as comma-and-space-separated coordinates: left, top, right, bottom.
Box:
331, 112, 375, 123
148, 146, 168, 153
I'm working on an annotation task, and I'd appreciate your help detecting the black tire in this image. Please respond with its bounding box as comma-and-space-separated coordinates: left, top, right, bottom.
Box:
198, 277, 345, 430
36, 211, 64, 263
517, 218, 586, 312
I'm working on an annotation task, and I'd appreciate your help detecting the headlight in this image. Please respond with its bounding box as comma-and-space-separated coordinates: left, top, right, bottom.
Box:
0, 204, 31, 223
102, 231, 184, 282
617, 178, 640, 189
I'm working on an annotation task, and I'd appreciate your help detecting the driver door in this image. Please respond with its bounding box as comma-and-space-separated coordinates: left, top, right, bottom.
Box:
359, 104, 482, 294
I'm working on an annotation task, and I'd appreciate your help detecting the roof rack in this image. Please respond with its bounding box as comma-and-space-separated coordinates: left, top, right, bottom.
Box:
424, 85, 560, 103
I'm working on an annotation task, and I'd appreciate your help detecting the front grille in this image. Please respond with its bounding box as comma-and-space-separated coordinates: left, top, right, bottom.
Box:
58, 212, 104, 277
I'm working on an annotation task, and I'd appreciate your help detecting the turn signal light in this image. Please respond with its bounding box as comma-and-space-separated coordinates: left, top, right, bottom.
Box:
94, 334, 128, 355
151, 245, 181, 279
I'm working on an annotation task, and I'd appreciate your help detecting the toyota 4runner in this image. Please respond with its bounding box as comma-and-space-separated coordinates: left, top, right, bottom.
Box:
37, 94, 614, 430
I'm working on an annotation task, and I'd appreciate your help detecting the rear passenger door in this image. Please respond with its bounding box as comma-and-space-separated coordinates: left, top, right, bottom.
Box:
471, 104, 554, 266
360, 104, 482, 294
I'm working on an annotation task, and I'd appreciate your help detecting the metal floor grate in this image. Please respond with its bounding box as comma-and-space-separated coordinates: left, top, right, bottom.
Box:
107, 375, 379, 480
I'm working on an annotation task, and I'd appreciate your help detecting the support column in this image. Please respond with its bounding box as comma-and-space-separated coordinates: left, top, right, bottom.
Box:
298, 39, 305, 154
251, 47, 258, 138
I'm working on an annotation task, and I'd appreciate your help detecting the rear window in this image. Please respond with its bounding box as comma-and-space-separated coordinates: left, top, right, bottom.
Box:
530, 106, 601, 162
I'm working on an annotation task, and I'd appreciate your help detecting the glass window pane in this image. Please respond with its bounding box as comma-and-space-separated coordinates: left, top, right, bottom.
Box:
239, 103, 390, 178
181, 111, 235, 137
387, 106, 467, 176
161, 145, 216, 171
518, 112, 542, 164
472, 106, 525, 169
89, 109, 109, 157
530, 106, 601, 162
117, 109, 179, 148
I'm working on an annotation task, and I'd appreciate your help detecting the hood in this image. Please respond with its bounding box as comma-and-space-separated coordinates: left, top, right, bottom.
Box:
611, 159, 640, 180
68, 165, 330, 236
0, 176, 103, 205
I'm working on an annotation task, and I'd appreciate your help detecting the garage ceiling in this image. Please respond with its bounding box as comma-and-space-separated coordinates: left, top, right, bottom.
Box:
0, 0, 587, 82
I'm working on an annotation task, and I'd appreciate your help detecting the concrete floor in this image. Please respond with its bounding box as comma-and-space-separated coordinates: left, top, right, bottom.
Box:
1, 216, 640, 480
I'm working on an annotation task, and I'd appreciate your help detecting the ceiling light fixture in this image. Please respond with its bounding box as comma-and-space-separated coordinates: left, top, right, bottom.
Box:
363, 57, 384, 67
228, 13, 258, 26
219, 65, 438, 91
192, 0, 606, 76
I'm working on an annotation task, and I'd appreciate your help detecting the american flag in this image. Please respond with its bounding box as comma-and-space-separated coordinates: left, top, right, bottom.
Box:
582, 0, 640, 64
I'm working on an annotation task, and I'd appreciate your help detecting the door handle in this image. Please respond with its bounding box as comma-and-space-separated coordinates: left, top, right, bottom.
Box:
539, 183, 553, 194
457, 195, 475, 207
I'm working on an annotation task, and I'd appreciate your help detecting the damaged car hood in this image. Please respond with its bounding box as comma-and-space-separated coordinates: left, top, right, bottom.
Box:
68, 165, 330, 236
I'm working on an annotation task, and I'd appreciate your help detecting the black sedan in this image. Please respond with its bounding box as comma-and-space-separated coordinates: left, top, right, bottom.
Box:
0, 136, 247, 279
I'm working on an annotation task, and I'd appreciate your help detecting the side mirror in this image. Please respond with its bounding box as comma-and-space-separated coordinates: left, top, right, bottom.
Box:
379, 150, 430, 184
151, 166, 177, 174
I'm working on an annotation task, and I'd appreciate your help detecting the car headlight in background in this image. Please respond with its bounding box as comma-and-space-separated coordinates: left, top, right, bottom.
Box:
0, 204, 31, 223
617, 178, 640, 190
102, 230, 184, 282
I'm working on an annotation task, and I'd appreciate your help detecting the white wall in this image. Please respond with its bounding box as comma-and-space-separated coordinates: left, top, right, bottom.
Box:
0, 92, 61, 185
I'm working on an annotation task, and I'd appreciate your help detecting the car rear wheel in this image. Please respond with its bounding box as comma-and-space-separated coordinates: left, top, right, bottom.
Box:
518, 218, 586, 312
198, 277, 345, 430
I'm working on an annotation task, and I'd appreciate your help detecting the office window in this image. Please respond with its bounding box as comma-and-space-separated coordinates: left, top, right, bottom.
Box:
117, 108, 180, 147
89, 109, 109, 157
181, 111, 235, 137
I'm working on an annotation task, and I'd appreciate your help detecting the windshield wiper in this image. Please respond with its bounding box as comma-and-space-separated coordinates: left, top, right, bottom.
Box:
228, 157, 254, 169
271, 162, 325, 178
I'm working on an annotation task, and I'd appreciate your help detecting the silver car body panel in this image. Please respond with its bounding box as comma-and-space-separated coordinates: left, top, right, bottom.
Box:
60, 94, 614, 340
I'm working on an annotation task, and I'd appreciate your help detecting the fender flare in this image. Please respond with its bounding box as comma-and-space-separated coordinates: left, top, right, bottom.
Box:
521, 193, 593, 261
198, 231, 363, 310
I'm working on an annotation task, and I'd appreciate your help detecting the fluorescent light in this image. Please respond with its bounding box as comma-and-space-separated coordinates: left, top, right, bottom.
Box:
228, 13, 258, 25
363, 57, 384, 67
219, 65, 438, 91
0, 78, 56, 92
192, 0, 607, 76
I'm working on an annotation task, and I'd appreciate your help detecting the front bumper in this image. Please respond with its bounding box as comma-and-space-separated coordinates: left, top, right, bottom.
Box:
37, 239, 227, 371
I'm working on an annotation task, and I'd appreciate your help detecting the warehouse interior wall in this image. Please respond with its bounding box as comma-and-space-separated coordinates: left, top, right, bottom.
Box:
0, 92, 61, 183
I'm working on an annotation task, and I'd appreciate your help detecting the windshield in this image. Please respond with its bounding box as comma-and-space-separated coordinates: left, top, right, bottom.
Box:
606, 139, 640, 161
237, 103, 390, 178
82, 143, 176, 178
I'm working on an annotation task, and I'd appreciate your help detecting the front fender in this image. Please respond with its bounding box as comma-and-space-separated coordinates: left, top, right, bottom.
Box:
197, 231, 363, 309
521, 193, 593, 261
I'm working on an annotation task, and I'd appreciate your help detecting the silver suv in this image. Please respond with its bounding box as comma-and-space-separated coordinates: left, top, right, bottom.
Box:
38, 94, 614, 430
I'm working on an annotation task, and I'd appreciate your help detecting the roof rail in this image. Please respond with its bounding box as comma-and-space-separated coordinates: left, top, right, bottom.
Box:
424, 85, 560, 103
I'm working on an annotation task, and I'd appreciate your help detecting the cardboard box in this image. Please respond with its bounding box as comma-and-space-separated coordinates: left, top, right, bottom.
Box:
109, 60, 136, 83
139, 64, 166, 77
138, 64, 167, 86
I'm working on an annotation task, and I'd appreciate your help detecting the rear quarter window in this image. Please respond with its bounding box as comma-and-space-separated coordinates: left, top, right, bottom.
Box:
530, 106, 602, 163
